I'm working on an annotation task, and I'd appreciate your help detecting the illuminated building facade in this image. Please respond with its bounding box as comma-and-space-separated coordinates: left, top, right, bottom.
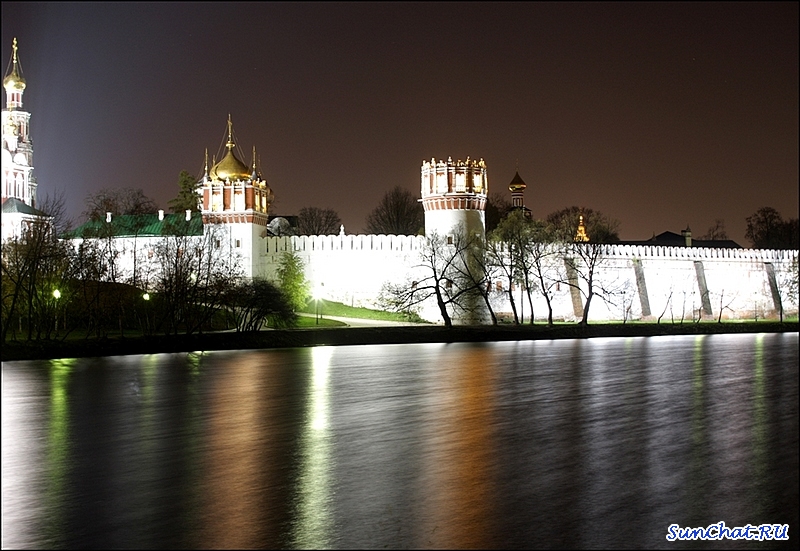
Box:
7, 38, 798, 324
198, 116, 275, 278
2, 39, 44, 241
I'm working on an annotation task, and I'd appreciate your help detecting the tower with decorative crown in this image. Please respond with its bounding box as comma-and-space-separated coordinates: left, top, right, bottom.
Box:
420, 157, 488, 240
2, 38, 37, 208
419, 156, 489, 323
200, 116, 274, 277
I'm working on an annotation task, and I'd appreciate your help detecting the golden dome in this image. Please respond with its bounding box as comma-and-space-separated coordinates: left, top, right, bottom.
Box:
3, 38, 26, 92
209, 116, 251, 181
210, 142, 250, 182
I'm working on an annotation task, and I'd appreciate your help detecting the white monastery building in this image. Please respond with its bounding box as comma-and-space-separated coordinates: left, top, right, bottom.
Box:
3, 40, 797, 325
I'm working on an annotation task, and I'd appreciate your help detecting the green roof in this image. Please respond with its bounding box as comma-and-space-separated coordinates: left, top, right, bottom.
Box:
63, 212, 204, 239
2, 197, 49, 217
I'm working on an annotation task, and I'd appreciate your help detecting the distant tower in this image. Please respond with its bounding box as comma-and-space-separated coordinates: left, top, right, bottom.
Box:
574, 214, 590, 242
2, 38, 37, 208
420, 156, 488, 239
508, 170, 531, 218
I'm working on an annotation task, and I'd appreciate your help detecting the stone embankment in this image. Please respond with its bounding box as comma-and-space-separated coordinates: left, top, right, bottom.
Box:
2, 321, 797, 361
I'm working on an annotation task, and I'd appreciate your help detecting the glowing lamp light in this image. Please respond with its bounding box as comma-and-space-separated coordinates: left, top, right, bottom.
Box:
143, 292, 150, 301
52, 289, 61, 299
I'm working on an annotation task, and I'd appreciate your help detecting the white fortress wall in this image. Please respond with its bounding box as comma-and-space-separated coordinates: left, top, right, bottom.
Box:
68, 229, 797, 324
592, 245, 798, 321
260, 234, 426, 309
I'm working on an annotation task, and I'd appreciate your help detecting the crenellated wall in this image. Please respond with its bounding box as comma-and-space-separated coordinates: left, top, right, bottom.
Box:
66, 224, 798, 324
256, 237, 798, 323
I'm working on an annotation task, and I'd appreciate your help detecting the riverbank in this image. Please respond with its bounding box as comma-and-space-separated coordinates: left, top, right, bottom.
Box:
2, 321, 798, 361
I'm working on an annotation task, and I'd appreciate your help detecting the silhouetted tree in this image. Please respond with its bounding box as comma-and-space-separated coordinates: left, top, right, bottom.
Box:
83, 188, 157, 221
168, 170, 201, 213
225, 278, 296, 331
364, 186, 423, 235
745, 207, 799, 249
700, 219, 728, 240
295, 207, 341, 235
546, 206, 620, 243
1, 193, 74, 341
484, 192, 512, 233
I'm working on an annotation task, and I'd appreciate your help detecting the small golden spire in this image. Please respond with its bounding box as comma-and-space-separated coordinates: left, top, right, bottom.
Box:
226, 114, 234, 149
574, 214, 590, 242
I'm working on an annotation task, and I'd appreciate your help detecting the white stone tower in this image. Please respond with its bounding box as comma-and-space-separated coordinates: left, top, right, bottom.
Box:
200, 115, 274, 278
2, 38, 37, 208
420, 157, 489, 324
420, 156, 488, 239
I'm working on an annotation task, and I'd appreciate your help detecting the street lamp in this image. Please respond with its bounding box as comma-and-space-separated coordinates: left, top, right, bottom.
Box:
52, 289, 61, 335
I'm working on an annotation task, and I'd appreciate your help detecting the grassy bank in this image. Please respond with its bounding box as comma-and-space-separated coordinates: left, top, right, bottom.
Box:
2, 321, 797, 362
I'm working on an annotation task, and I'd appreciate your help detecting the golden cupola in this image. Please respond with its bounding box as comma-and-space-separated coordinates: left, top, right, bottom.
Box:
4, 38, 26, 109
209, 116, 251, 182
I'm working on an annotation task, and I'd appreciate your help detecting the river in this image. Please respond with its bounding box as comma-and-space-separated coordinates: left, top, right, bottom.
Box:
2, 333, 797, 549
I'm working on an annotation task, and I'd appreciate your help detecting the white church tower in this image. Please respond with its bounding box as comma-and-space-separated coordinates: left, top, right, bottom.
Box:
2, 38, 45, 242
420, 156, 488, 240
2, 38, 37, 208
200, 115, 274, 278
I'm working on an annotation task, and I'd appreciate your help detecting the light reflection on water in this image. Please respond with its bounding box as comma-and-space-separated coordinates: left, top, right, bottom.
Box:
2, 333, 798, 549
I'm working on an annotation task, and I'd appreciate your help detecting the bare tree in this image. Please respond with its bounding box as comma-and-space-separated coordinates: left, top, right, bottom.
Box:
83, 188, 158, 221
525, 221, 562, 326
700, 219, 728, 240
1, 193, 74, 341
295, 207, 342, 236
487, 211, 529, 324
364, 186, 423, 235
151, 223, 243, 335
553, 210, 620, 325
379, 228, 479, 327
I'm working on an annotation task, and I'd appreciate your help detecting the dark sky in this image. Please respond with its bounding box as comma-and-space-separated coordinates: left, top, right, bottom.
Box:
3, 2, 798, 242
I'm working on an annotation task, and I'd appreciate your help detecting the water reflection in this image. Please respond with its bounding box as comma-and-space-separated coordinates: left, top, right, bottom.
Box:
290, 346, 334, 548
417, 345, 497, 548
1, 333, 797, 549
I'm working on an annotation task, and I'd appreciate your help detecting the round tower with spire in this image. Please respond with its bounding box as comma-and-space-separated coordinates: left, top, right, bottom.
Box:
420, 156, 488, 240
2, 38, 37, 208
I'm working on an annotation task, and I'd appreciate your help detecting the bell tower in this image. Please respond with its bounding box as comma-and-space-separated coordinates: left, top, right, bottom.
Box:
2, 38, 37, 207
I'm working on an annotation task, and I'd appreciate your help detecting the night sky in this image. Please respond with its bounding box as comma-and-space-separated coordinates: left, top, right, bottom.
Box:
3, 2, 797, 243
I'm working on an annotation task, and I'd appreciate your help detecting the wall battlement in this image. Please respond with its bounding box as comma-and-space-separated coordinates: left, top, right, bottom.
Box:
264, 234, 425, 253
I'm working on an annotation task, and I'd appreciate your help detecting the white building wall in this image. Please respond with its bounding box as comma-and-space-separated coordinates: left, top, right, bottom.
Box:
66, 225, 799, 325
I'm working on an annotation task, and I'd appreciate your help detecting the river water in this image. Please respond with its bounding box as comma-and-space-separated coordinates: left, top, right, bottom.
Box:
2, 333, 798, 549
